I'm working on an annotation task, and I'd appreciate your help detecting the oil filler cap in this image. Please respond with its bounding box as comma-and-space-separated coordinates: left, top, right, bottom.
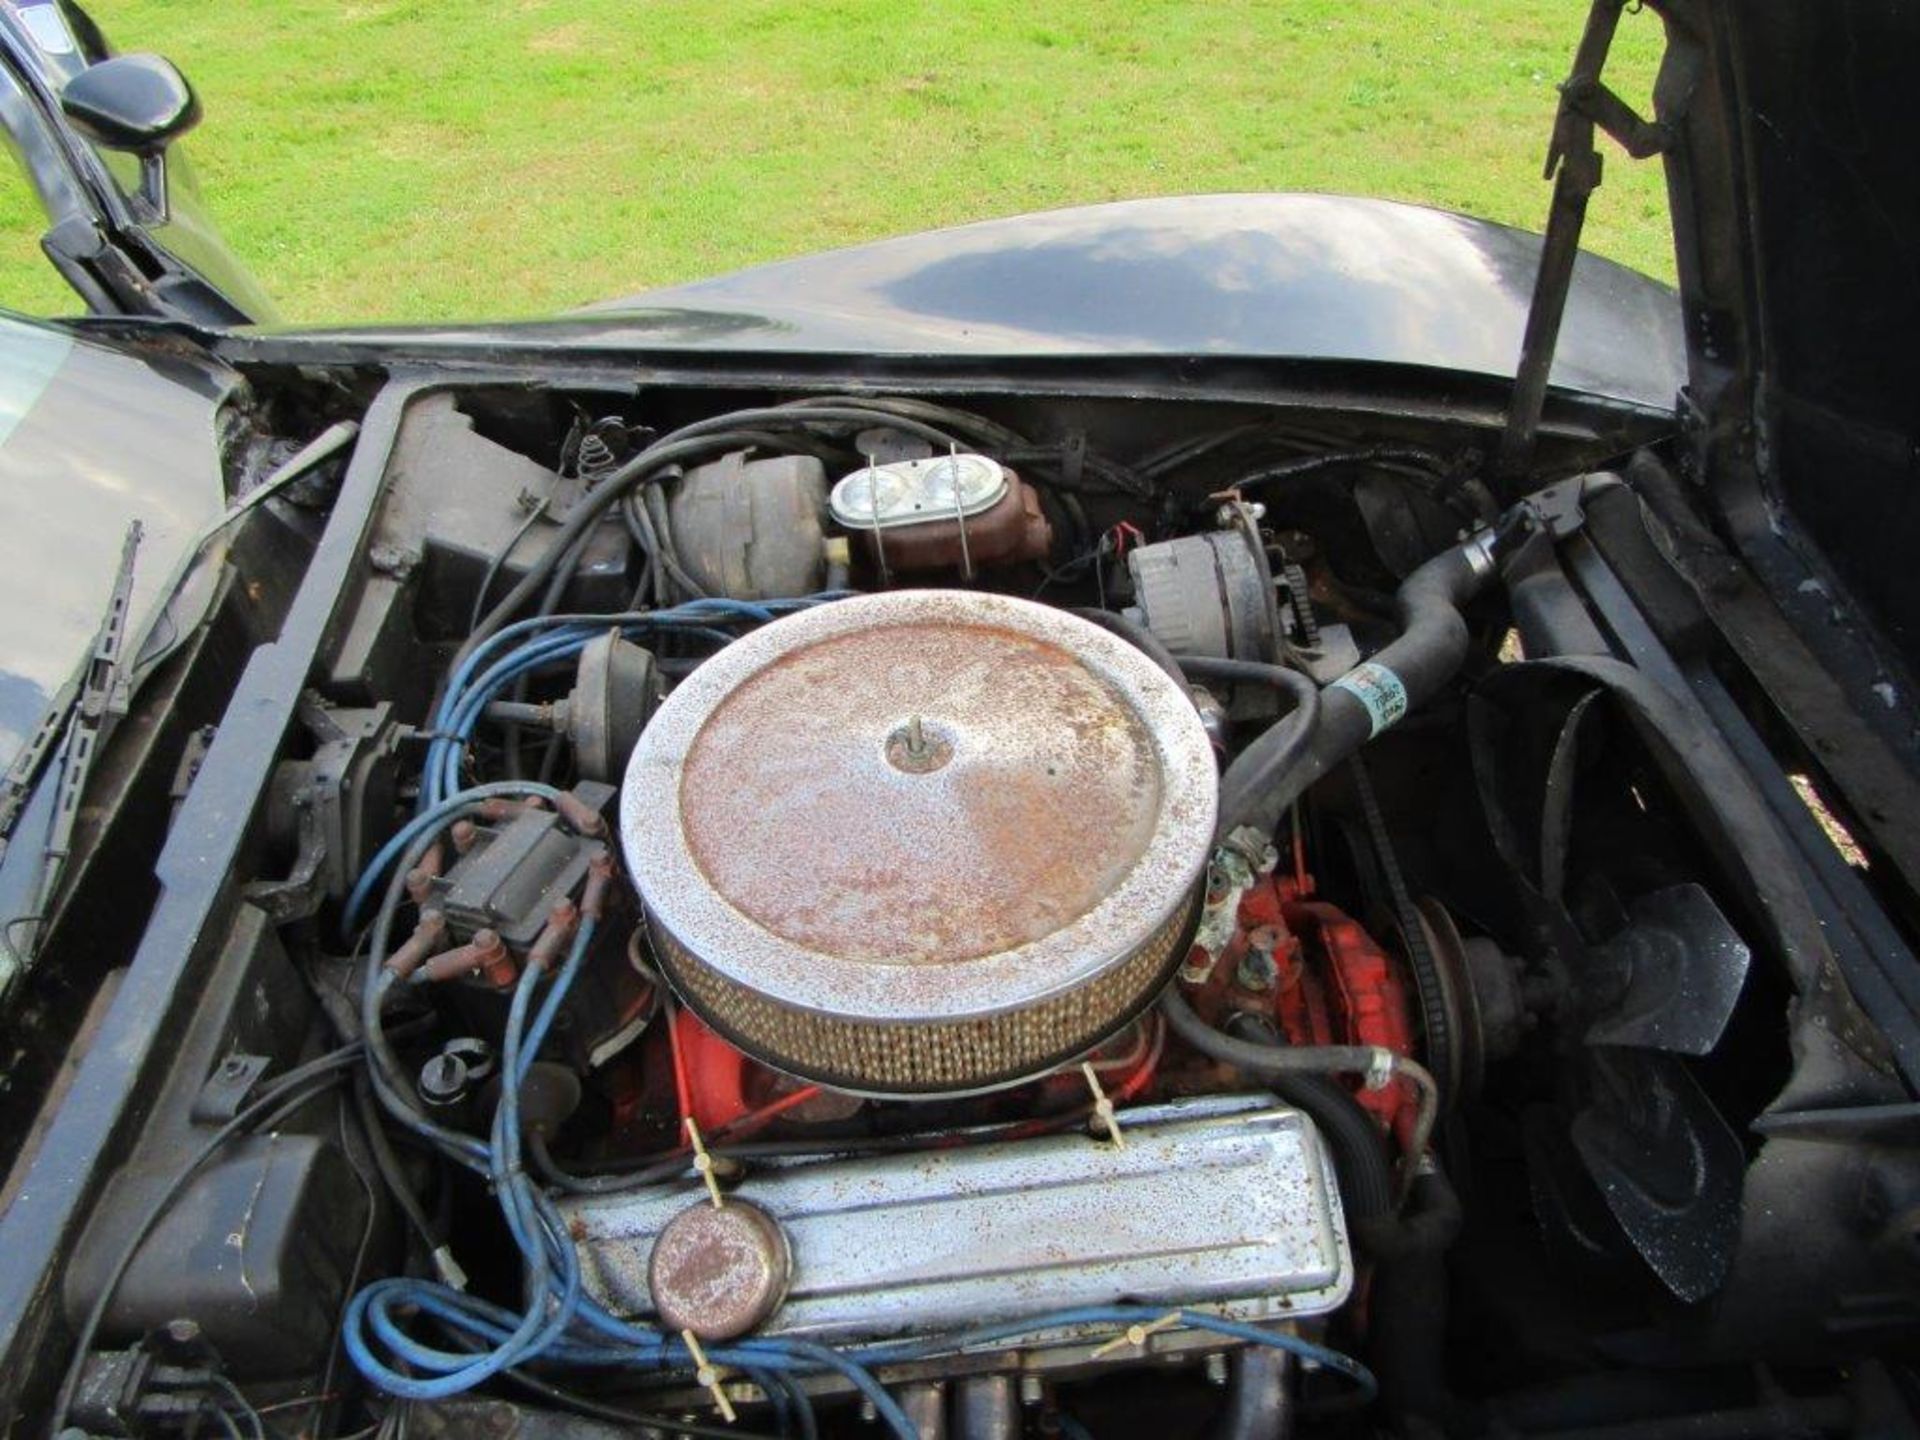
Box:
648, 1199, 792, 1340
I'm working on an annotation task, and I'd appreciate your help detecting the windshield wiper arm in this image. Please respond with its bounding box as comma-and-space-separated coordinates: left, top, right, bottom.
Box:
0, 423, 359, 873
9, 521, 143, 952
0, 669, 80, 859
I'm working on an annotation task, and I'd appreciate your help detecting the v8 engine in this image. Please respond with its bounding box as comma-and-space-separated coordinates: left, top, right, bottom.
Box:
38, 383, 1914, 1440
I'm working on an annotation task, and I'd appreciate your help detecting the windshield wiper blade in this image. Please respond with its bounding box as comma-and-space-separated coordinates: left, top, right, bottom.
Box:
11, 521, 142, 951
0, 669, 80, 859
0, 423, 360, 871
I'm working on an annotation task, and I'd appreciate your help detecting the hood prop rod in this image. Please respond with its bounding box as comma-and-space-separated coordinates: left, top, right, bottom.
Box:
1496, 0, 1676, 483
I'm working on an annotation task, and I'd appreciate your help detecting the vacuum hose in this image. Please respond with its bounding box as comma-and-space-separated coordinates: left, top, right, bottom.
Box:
1162, 989, 1440, 1223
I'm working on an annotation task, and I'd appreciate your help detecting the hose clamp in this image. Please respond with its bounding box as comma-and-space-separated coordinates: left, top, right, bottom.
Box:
1461, 529, 1501, 580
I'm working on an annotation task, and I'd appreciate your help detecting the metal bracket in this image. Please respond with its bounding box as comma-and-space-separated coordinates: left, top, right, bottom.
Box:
191, 1053, 271, 1124
246, 799, 329, 924
247, 696, 407, 922
1562, 75, 1672, 160
1526, 476, 1593, 540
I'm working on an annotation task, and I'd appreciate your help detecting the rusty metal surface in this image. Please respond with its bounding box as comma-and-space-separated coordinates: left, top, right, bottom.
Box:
852, 472, 1052, 575
647, 1199, 792, 1341
650, 890, 1195, 1095
622, 591, 1216, 1027
684, 621, 1159, 962
564, 1095, 1352, 1345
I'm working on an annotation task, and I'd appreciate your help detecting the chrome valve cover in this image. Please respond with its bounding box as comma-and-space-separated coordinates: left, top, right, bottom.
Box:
559, 1095, 1352, 1348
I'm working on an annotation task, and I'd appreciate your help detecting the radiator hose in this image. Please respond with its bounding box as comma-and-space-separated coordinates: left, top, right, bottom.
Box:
1219, 513, 1523, 838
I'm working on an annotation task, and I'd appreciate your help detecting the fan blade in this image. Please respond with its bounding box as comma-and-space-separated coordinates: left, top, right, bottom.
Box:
1585, 883, 1751, 1055
1570, 1048, 1744, 1302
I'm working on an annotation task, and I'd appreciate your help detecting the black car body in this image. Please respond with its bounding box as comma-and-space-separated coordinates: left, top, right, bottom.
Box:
0, 2, 1915, 1437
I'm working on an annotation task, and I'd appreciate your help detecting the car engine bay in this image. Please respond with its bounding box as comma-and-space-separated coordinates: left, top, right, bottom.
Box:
21, 374, 1918, 1440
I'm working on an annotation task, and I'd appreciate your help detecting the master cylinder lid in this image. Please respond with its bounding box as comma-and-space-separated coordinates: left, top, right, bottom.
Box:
621, 590, 1218, 1095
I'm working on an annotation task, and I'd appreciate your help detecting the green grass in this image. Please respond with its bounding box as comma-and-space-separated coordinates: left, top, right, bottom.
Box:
0, 0, 1674, 324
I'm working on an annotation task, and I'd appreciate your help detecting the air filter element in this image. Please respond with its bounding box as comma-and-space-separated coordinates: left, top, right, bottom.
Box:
621, 591, 1217, 1096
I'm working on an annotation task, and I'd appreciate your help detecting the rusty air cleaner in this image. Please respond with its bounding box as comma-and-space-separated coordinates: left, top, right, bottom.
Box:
620, 590, 1217, 1094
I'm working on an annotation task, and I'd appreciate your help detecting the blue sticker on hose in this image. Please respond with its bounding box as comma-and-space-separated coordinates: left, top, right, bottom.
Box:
1331, 662, 1408, 737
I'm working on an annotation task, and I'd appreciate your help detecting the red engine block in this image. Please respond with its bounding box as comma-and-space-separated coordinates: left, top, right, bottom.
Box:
1186, 865, 1422, 1148
612, 863, 1415, 1151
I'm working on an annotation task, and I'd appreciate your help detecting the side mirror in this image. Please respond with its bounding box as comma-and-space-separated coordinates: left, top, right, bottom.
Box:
59, 54, 200, 218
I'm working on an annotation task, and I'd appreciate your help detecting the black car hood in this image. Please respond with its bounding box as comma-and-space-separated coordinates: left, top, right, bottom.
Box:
1660, 0, 1919, 694
261, 195, 1685, 416
581, 194, 1682, 408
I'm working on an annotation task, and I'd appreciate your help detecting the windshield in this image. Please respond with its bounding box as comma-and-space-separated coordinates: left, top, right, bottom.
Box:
0, 313, 76, 766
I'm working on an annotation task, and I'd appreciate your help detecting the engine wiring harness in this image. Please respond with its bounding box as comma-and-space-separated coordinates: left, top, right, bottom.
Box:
51, 395, 1530, 1440
321, 407, 1513, 1433
337, 774, 1378, 1437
